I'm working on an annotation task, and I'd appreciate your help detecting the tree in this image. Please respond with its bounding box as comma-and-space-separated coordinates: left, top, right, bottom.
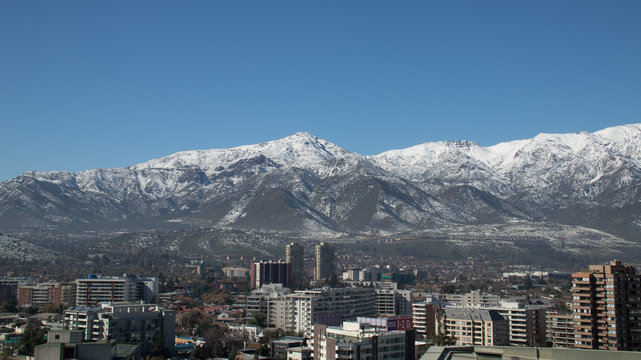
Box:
18, 321, 45, 356
150, 330, 166, 357
431, 310, 457, 346
1, 345, 14, 360
249, 311, 266, 328
190, 345, 208, 360
180, 310, 212, 337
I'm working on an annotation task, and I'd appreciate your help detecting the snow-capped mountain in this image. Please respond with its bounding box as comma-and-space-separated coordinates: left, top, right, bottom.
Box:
1, 125, 641, 244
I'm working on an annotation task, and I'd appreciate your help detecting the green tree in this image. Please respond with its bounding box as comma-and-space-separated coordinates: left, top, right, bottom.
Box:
18, 321, 45, 356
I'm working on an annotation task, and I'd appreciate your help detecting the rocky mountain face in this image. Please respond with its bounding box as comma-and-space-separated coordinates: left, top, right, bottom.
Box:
1, 125, 640, 244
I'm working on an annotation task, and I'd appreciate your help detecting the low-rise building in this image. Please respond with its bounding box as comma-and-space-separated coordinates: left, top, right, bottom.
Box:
35, 329, 141, 360
313, 321, 415, 360
64, 303, 174, 355
443, 308, 509, 346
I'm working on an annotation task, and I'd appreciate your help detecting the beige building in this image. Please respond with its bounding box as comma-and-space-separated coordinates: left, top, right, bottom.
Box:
443, 308, 509, 346
484, 301, 547, 347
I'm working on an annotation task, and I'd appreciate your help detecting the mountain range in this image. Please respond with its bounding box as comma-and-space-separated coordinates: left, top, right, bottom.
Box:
1, 124, 640, 249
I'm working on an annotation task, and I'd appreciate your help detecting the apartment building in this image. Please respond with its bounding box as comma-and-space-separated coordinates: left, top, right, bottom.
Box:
546, 311, 574, 348
248, 286, 375, 336
375, 289, 412, 316
484, 301, 547, 347
18, 281, 62, 307
287, 287, 376, 336
64, 303, 175, 355
443, 308, 509, 346
75, 274, 158, 306
443, 290, 501, 308
571, 260, 641, 351
413, 301, 439, 337
313, 321, 414, 360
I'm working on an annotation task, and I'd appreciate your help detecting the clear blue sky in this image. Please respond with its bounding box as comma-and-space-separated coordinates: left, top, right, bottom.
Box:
1, 1, 640, 180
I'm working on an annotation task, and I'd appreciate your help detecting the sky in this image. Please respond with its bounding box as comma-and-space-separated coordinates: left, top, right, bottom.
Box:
1, 1, 640, 180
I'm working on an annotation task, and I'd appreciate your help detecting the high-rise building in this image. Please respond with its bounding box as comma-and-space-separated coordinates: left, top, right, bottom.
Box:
315, 242, 335, 281
571, 260, 641, 351
250, 261, 291, 289
286, 242, 305, 286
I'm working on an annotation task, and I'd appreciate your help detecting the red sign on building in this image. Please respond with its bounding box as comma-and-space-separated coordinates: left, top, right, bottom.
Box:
387, 315, 413, 331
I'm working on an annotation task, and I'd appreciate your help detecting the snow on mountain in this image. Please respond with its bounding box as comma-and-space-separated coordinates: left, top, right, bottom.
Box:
137, 131, 357, 174
371, 124, 641, 200
1, 124, 640, 242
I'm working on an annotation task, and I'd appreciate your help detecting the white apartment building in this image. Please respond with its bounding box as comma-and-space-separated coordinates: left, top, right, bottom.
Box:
313, 321, 413, 360
375, 289, 412, 316
287, 287, 376, 336
248, 286, 375, 336
483, 301, 547, 346
246, 283, 290, 324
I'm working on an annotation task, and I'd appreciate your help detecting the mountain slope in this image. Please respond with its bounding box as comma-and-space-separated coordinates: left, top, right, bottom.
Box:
1, 125, 640, 244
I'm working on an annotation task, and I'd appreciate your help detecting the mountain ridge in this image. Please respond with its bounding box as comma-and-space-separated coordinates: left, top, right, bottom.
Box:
1, 124, 640, 248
